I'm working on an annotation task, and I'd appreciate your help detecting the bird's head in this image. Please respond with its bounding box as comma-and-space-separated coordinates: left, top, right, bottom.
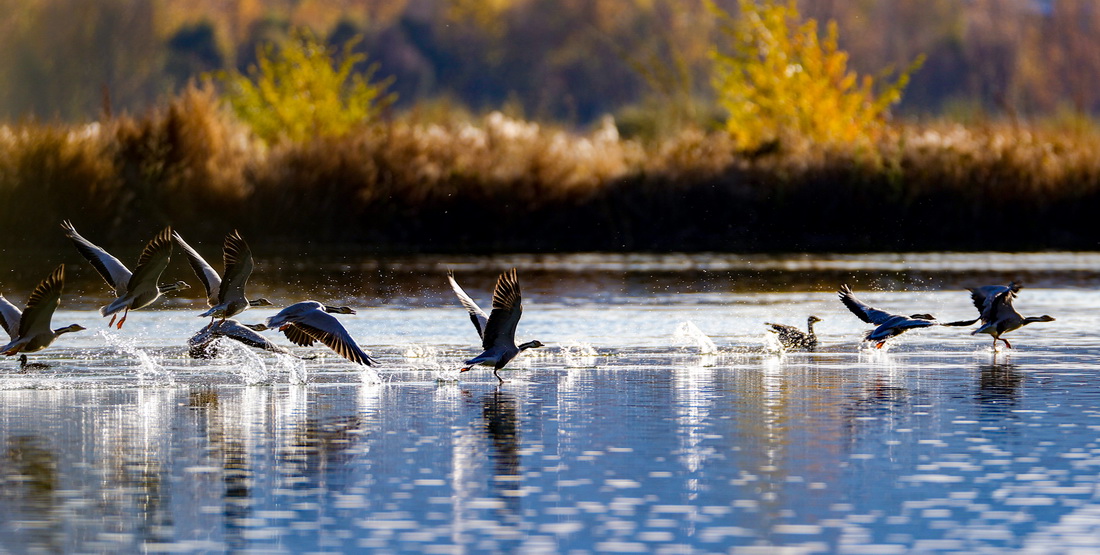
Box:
910, 313, 935, 320
57, 324, 86, 334
807, 316, 822, 324
323, 305, 357, 315
250, 298, 274, 307
244, 323, 268, 332
519, 340, 544, 350
1034, 315, 1056, 323
160, 280, 190, 293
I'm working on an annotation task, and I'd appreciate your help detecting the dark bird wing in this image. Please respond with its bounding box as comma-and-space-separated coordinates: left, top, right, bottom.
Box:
19, 265, 64, 339
126, 227, 174, 295
448, 271, 489, 339
62, 220, 131, 296
215, 319, 291, 355
281, 324, 319, 347
288, 311, 377, 366
766, 322, 802, 336
173, 231, 221, 306
481, 268, 522, 351
969, 283, 1019, 322
838, 284, 898, 325
217, 230, 254, 306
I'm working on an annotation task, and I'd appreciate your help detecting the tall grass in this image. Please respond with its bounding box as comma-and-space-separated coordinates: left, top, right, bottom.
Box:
2, 88, 1100, 253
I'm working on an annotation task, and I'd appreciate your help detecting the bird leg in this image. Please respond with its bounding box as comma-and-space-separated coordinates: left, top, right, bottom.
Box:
116, 308, 130, 329
459, 367, 471, 373
493, 369, 505, 385
18, 354, 26, 371
876, 341, 886, 349
108, 314, 117, 327
999, 337, 1013, 349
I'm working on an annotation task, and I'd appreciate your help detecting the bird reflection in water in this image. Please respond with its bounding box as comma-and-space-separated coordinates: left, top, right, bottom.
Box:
0, 435, 60, 552
480, 390, 522, 519
976, 360, 1024, 416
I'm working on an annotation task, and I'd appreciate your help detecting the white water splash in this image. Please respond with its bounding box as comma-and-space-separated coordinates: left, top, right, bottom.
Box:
760, 332, 785, 355
560, 341, 599, 368
100, 331, 173, 385
674, 322, 719, 355
209, 338, 272, 385
279, 354, 308, 385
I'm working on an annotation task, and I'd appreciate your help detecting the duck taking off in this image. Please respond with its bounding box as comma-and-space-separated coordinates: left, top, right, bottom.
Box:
61, 221, 188, 328
260, 301, 376, 366
838, 284, 976, 348
449, 268, 543, 384
765, 316, 821, 351
174, 230, 272, 321
188, 318, 301, 359
0, 265, 85, 368
969, 282, 1054, 349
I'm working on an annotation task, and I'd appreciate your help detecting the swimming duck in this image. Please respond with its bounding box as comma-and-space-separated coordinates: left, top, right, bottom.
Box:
765, 316, 822, 350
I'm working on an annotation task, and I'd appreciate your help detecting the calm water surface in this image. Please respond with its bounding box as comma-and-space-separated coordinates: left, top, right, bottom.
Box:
1, 252, 1099, 553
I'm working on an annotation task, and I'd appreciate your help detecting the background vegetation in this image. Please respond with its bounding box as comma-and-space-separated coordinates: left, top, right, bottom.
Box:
0, 0, 1098, 254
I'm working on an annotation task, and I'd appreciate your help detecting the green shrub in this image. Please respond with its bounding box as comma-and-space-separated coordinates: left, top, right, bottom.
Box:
218, 29, 395, 144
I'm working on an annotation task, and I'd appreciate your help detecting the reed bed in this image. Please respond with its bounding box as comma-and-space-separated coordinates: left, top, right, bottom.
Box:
2, 89, 1099, 254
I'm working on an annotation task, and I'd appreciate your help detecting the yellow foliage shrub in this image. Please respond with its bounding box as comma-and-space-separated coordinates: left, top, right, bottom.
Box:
218, 29, 395, 144
708, 0, 922, 151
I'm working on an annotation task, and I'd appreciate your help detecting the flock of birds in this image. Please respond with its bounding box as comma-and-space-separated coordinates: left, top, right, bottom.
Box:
1, 222, 543, 383
0, 222, 1055, 383
766, 282, 1055, 352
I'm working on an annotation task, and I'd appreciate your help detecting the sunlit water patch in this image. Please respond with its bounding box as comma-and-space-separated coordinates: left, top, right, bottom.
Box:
0, 254, 1097, 551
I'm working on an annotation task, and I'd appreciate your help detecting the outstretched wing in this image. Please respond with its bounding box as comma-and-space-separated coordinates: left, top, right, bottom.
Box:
448, 271, 489, 339
173, 231, 221, 306
0, 295, 21, 340
481, 268, 523, 351
19, 265, 64, 338
969, 283, 1019, 322
217, 230, 255, 306
838, 284, 897, 325
127, 227, 174, 294
289, 311, 377, 366
61, 220, 131, 296
281, 324, 319, 347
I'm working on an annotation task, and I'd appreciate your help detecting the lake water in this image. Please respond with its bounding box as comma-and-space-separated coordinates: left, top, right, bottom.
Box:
1, 252, 1099, 553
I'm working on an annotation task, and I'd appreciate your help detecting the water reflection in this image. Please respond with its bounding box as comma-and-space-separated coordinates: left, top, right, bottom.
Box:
481, 390, 521, 510
1, 435, 60, 552
976, 360, 1024, 415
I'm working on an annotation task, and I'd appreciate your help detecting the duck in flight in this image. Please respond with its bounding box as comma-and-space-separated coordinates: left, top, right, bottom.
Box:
765, 316, 822, 351
0, 265, 85, 370
61, 221, 188, 328
257, 301, 376, 366
838, 284, 977, 348
968, 282, 1054, 349
188, 318, 306, 359
174, 230, 272, 322
449, 268, 543, 384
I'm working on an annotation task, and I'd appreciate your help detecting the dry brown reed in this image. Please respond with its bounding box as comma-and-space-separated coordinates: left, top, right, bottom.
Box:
3, 90, 1100, 253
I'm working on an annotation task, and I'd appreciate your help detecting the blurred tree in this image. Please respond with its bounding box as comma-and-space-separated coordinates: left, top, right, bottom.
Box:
166, 21, 224, 88
0, 0, 163, 120
219, 29, 395, 143
709, 0, 921, 149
